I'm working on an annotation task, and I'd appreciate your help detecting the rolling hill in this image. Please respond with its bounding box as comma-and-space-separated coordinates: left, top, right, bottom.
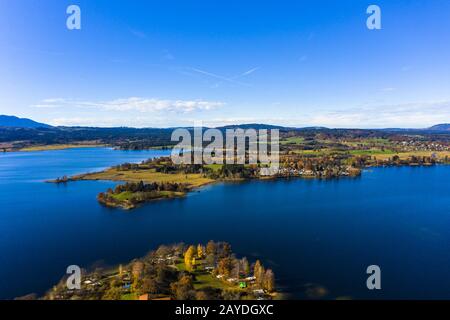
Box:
428, 124, 450, 131
0, 115, 52, 128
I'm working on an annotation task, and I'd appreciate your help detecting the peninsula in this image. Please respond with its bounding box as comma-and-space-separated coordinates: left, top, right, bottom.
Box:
48, 127, 450, 210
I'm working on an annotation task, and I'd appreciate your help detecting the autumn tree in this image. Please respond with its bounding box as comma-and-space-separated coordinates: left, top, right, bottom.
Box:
102, 286, 122, 300
254, 260, 265, 287
132, 277, 143, 296
142, 277, 159, 295
263, 269, 275, 292
241, 257, 250, 276
195, 291, 209, 300
132, 260, 144, 280
197, 244, 205, 258
184, 245, 197, 271
102, 278, 122, 300
170, 275, 194, 300
222, 242, 232, 258
156, 245, 171, 258
217, 257, 234, 278
206, 240, 216, 256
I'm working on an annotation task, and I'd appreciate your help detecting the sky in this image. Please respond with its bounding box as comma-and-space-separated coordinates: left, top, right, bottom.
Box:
0, 0, 449, 128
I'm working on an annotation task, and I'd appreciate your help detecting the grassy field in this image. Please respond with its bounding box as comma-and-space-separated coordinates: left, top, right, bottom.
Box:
175, 261, 228, 290
111, 190, 185, 202
204, 164, 223, 172
342, 138, 390, 147
288, 148, 450, 161
366, 150, 450, 161
289, 149, 326, 155
280, 136, 305, 145
76, 168, 215, 188
193, 271, 228, 290
348, 149, 395, 155
121, 293, 138, 300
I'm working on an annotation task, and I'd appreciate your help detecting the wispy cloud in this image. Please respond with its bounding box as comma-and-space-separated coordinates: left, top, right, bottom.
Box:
129, 28, 147, 39
185, 101, 450, 129
162, 50, 175, 61
237, 67, 260, 77
188, 67, 251, 87
304, 101, 450, 128
37, 98, 449, 129
32, 97, 225, 113
49, 116, 170, 128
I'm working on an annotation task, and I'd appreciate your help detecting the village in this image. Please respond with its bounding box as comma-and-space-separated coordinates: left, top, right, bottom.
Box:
41, 241, 278, 301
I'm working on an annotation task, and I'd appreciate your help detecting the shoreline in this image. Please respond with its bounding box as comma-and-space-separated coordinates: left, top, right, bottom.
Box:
47, 162, 448, 210
45, 148, 450, 210
47, 164, 361, 210
19, 144, 107, 152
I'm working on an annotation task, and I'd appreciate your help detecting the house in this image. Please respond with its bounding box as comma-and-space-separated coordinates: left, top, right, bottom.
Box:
123, 283, 131, 289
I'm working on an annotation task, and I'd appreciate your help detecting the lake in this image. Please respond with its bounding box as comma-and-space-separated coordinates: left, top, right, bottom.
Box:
0, 147, 449, 299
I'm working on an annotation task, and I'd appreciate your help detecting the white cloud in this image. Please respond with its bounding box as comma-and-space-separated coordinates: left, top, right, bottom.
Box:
33, 97, 225, 113
304, 101, 450, 128
129, 29, 147, 39
50, 116, 172, 128
38, 99, 450, 129
185, 101, 450, 129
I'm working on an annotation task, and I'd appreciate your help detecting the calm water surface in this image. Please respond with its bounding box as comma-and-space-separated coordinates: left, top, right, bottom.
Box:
1, 147, 449, 299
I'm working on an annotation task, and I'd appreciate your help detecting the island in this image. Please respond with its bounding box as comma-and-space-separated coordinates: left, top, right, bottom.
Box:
39, 241, 278, 301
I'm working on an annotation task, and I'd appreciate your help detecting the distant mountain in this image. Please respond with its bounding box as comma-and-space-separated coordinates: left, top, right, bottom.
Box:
0, 115, 52, 128
428, 124, 450, 131
218, 123, 293, 130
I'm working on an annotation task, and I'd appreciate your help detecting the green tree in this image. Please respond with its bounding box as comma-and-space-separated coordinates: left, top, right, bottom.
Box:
102, 286, 122, 300
132, 277, 143, 296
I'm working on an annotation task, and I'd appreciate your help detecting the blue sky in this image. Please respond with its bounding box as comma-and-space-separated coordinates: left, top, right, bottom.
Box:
0, 0, 449, 128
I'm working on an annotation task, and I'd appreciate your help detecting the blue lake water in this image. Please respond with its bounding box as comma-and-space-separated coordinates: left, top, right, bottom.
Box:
0, 147, 450, 299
